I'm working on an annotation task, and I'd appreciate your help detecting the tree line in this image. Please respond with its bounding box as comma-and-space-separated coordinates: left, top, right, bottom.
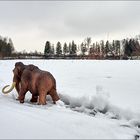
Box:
1, 34, 140, 59
44, 36, 140, 59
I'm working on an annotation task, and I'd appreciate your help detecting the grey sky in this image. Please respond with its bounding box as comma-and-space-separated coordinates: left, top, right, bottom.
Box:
0, 1, 140, 52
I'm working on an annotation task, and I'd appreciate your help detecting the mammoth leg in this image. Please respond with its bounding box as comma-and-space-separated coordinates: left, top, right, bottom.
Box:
18, 83, 28, 103
15, 82, 20, 94
30, 95, 38, 103
15, 82, 21, 100
38, 91, 47, 105
19, 89, 27, 103
49, 89, 60, 104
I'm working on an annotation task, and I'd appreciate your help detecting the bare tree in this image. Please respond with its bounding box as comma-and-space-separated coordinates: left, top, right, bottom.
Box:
84, 37, 91, 53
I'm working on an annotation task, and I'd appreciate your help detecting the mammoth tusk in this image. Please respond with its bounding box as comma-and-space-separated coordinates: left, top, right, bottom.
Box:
2, 82, 16, 94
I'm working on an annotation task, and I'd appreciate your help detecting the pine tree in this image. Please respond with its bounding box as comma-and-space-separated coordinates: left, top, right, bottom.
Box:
63, 42, 69, 55
56, 42, 62, 56
114, 40, 120, 57
8, 38, 14, 52
124, 40, 133, 58
44, 41, 51, 56
70, 40, 77, 55
100, 40, 105, 58
105, 40, 110, 56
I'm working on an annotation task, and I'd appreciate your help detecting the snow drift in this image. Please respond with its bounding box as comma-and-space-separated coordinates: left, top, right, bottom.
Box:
59, 85, 140, 123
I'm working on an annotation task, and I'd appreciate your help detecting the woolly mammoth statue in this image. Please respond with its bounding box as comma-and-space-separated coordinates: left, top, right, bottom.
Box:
2, 62, 60, 105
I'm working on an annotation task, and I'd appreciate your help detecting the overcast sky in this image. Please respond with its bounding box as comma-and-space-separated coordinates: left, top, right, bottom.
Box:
0, 1, 140, 52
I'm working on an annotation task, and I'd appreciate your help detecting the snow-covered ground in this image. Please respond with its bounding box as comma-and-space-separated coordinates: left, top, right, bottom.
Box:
0, 60, 140, 139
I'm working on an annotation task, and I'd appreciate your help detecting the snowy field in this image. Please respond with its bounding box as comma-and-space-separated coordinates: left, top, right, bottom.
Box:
0, 59, 140, 139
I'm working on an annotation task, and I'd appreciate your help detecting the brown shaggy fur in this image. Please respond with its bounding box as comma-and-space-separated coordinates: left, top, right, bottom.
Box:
13, 62, 60, 105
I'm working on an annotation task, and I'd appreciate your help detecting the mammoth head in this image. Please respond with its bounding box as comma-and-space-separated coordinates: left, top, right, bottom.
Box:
13, 62, 25, 79
2, 62, 25, 94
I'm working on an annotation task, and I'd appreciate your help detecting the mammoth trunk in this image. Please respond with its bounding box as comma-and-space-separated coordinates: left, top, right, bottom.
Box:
2, 82, 16, 94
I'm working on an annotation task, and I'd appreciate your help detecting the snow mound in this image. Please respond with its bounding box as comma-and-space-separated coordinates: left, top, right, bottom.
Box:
59, 85, 140, 122
56, 100, 65, 107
